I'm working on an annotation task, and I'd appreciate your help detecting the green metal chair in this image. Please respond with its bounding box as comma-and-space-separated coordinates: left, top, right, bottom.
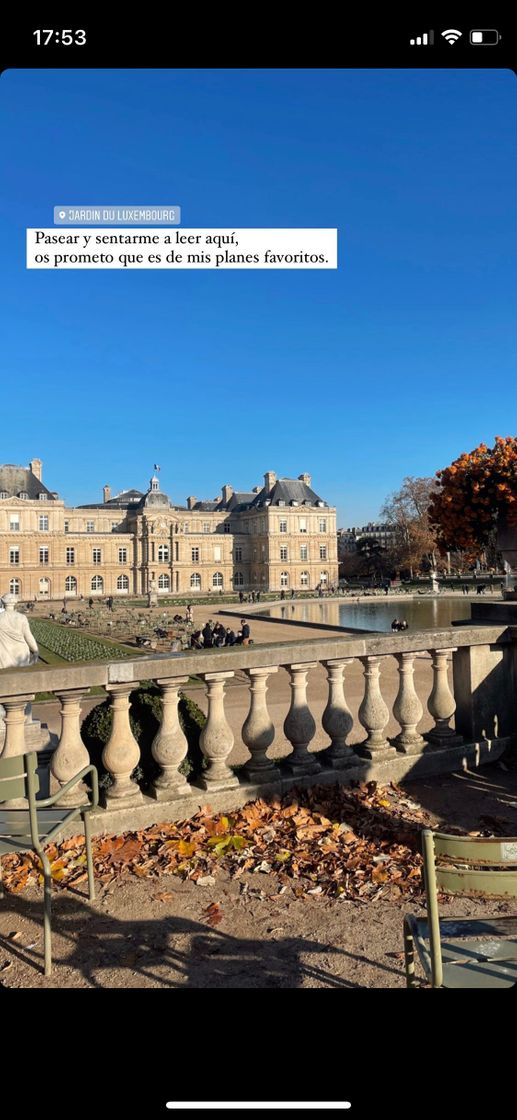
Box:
0, 751, 99, 977
404, 829, 517, 988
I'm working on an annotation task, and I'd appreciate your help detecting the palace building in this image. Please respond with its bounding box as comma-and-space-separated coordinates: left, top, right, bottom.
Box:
0, 460, 338, 600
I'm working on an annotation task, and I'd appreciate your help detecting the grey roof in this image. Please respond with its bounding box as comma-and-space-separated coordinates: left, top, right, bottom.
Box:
0, 465, 57, 500
78, 488, 144, 510
225, 491, 257, 512
251, 478, 327, 508
191, 500, 222, 512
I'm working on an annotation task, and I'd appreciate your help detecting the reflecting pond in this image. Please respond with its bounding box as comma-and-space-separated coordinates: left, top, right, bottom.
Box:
264, 598, 473, 633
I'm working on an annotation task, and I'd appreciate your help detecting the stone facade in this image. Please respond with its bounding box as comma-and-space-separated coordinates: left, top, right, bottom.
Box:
0, 462, 338, 599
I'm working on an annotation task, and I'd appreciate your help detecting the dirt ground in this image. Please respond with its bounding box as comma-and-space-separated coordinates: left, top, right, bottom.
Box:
2, 757, 517, 989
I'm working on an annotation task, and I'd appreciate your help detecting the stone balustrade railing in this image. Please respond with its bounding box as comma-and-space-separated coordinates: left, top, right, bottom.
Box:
0, 625, 515, 832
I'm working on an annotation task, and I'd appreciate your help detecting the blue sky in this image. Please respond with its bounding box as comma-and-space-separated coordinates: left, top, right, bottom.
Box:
1, 67, 516, 524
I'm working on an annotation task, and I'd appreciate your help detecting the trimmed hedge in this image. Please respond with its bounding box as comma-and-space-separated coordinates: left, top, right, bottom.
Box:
81, 682, 206, 790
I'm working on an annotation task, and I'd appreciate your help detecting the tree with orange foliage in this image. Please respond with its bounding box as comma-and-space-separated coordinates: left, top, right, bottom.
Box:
428, 437, 517, 552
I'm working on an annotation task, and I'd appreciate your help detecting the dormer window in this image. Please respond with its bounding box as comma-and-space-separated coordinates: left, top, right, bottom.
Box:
291, 500, 298, 506
0, 492, 8, 499
18, 491, 29, 500
38, 492, 48, 500
278, 500, 285, 507
317, 501, 325, 508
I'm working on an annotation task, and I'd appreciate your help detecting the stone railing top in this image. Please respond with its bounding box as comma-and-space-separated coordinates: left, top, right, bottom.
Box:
0, 624, 511, 699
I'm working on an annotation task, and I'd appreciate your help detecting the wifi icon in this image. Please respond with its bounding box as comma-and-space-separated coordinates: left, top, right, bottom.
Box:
441, 29, 462, 44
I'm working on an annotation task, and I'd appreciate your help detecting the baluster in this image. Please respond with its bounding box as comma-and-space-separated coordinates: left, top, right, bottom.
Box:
151, 676, 190, 800
321, 659, 355, 767
242, 667, 279, 782
282, 662, 321, 775
0, 694, 34, 757
357, 656, 397, 760
425, 649, 463, 747
51, 689, 90, 804
197, 672, 239, 790
102, 683, 143, 805
0, 694, 34, 807
392, 653, 425, 754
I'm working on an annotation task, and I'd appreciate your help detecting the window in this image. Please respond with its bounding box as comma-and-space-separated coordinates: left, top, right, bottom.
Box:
320, 571, 328, 584
191, 547, 200, 563
214, 546, 221, 562
158, 573, 170, 590
299, 518, 307, 533
91, 575, 103, 591
111, 522, 118, 530
117, 574, 129, 591
190, 573, 201, 589
65, 575, 77, 593
92, 548, 102, 564
234, 572, 244, 586
279, 519, 287, 534
212, 572, 223, 588
203, 522, 210, 534
86, 521, 95, 533
38, 492, 48, 501
0, 491, 8, 499
319, 518, 327, 533
158, 545, 169, 562
9, 579, 20, 595
280, 546, 288, 561
39, 578, 50, 596
280, 571, 289, 587
320, 545, 327, 560
118, 548, 127, 563
300, 544, 308, 561
66, 547, 75, 564
39, 547, 49, 565
38, 515, 49, 531
235, 546, 242, 562
9, 547, 19, 565
18, 491, 28, 500
9, 515, 20, 532
224, 522, 231, 533
64, 521, 69, 533
300, 571, 309, 586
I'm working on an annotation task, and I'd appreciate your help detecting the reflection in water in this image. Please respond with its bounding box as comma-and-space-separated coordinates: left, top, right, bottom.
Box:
268, 599, 472, 633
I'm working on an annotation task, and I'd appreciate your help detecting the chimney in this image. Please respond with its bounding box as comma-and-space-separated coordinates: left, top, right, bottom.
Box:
222, 484, 234, 504
264, 471, 276, 492
298, 473, 312, 487
187, 496, 197, 510
29, 458, 42, 481
103, 484, 111, 503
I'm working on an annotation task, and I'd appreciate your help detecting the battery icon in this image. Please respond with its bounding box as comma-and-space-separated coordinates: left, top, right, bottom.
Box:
470, 30, 501, 45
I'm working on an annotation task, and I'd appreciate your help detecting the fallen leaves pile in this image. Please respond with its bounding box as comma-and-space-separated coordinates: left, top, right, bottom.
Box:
1, 781, 432, 902
0, 784, 431, 904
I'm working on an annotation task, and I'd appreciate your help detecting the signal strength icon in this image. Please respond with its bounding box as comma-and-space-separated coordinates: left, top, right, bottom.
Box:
410, 30, 434, 45
442, 29, 462, 44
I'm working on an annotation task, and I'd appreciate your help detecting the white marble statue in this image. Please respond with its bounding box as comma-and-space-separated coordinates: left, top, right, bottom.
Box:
0, 594, 39, 669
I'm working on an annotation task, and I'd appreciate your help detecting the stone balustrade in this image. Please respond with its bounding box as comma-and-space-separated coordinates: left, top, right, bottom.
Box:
0, 624, 515, 835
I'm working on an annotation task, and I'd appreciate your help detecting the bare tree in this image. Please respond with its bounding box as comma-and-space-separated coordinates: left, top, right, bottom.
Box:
381, 477, 439, 578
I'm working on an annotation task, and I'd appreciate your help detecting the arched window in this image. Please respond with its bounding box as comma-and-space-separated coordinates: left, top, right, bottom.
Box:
300, 571, 309, 587
9, 578, 20, 595
39, 578, 50, 598
190, 573, 201, 590
320, 570, 328, 585
158, 545, 169, 562
280, 571, 289, 587
233, 572, 244, 587
91, 575, 103, 592
212, 572, 223, 588
117, 574, 129, 592
158, 573, 170, 590
65, 575, 77, 593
